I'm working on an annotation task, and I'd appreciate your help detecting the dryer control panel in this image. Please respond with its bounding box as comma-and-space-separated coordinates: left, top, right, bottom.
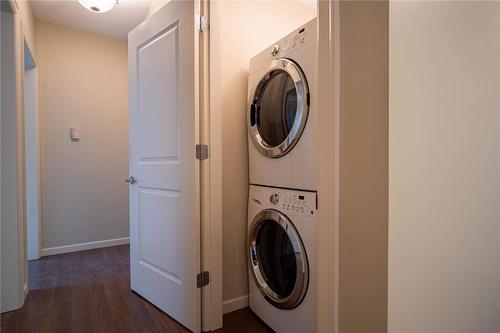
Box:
269, 19, 317, 59
281, 26, 307, 55
268, 190, 317, 217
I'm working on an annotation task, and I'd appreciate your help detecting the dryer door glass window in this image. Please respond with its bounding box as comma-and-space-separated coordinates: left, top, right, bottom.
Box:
256, 219, 297, 297
249, 58, 309, 158
256, 71, 297, 147
249, 209, 309, 309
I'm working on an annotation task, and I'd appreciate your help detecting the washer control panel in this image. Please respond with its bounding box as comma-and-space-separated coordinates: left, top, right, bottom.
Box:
270, 193, 280, 204
268, 190, 316, 216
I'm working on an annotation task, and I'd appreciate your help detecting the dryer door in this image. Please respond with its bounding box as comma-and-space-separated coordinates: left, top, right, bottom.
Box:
248, 209, 309, 309
248, 58, 309, 158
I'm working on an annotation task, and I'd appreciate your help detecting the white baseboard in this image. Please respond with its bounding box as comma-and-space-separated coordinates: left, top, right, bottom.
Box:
41, 237, 130, 257
223, 295, 249, 314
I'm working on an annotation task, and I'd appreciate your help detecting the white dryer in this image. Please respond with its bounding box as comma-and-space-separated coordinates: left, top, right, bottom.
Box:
247, 18, 317, 191
247, 185, 316, 333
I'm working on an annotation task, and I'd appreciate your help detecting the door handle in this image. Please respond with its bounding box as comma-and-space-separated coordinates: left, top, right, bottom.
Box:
125, 176, 137, 184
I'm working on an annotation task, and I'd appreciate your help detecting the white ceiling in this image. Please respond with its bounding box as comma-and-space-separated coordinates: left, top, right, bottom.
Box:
32, 0, 152, 40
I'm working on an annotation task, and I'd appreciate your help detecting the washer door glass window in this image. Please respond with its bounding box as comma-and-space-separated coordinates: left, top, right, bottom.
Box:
249, 209, 309, 309
249, 58, 309, 158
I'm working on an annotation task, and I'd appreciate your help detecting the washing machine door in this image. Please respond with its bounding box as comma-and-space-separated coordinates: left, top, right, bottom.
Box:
248, 58, 310, 158
248, 209, 309, 309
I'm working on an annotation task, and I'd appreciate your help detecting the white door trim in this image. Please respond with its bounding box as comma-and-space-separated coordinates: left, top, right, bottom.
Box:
23, 25, 41, 262
7, 0, 18, 13
201, 0, 223, 330
316, 1, 340, 332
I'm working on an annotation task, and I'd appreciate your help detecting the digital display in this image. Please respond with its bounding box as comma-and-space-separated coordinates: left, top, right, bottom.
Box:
299, 195, 305, 200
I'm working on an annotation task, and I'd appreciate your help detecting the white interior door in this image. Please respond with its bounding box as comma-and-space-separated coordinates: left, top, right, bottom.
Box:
128, 1, 201, 331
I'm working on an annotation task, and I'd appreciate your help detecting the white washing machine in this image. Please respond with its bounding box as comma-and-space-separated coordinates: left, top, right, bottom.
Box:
247, 185, 316, 333
247, 18, 317, 191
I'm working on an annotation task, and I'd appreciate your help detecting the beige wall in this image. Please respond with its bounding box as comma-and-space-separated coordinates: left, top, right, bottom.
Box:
219, 1, 316, 302
338, 1, 389, 332
389, 2, 500, 332
36, 21, 129, 249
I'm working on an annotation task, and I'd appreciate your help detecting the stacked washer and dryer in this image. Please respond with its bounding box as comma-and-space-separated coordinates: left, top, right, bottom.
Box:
246, 18, 318, 333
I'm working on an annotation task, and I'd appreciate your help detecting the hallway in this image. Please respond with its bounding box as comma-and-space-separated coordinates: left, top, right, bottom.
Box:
0, 245, 271, 333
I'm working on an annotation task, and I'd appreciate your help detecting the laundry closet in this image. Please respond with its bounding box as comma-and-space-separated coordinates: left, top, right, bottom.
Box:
217, 1, 317, 330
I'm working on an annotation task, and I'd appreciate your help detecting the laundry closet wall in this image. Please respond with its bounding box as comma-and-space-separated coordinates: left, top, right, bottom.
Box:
36, 21, 129, 253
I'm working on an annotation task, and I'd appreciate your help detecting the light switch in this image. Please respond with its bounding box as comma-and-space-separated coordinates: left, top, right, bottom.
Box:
70, 126, 80, 141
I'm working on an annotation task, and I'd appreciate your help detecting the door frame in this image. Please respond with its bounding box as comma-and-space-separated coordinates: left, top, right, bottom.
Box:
316, 1, 340, 332
1, 0, 28, 312
316, 1, 390, 332
23, 25, 41, 262
201, 0, 223, 330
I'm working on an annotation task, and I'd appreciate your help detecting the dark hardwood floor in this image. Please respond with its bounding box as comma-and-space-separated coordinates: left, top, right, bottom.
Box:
0, 245, 272, 333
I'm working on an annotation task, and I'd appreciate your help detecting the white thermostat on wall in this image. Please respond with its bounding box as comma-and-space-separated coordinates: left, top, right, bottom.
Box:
70, 126, 80, 141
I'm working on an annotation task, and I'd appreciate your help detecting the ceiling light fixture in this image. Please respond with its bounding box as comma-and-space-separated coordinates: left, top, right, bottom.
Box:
78, 0, 118, 13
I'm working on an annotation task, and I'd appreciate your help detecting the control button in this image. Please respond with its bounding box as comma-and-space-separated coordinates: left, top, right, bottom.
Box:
270, 193, 280, 204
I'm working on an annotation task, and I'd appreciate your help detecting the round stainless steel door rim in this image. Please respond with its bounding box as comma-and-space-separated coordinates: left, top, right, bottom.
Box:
248, 58, 310, 158
248, 209, 309, 309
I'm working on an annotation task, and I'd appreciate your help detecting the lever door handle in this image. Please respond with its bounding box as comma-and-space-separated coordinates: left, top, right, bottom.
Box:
125, 176, 137, 184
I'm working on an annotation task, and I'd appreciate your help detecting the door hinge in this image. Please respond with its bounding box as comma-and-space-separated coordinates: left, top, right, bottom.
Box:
195, 14, 208, 32
197, 271, 209, 288
196, 144, 208, 160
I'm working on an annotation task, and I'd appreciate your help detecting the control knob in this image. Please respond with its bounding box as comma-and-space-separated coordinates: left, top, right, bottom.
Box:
270, 193, 280, 204
271, 44, 280, 56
